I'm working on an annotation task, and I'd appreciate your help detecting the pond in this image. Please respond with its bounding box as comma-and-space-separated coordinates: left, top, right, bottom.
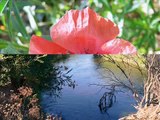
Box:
41, 55, 145, 120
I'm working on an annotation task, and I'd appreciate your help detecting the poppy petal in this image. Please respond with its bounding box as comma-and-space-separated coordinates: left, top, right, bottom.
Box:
100, 38, 137, 54
50, 7, 119, 54
29, 35, 68, 54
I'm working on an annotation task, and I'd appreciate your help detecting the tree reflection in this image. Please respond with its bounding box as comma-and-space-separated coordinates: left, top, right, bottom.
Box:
98, 86, 116, 113
47, 65, 75, 98
0, 55, 75, 96
93, 55, 146, 113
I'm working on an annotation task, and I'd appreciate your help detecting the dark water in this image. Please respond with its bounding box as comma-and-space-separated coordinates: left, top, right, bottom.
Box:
41, 55, 144, 120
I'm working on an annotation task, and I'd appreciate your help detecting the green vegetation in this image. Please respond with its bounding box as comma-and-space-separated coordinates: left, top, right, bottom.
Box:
0, 0, 9, 13
0, 0, 159, 54
0, 55, 73, 119
0, 55, 71, 91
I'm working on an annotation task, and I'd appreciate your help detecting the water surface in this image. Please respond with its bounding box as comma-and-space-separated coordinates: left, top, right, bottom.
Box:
41, 55, 144, 120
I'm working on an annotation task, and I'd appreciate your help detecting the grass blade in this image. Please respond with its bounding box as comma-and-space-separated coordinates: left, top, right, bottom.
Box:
0, 0, 9, 13
12, 0, 29, 39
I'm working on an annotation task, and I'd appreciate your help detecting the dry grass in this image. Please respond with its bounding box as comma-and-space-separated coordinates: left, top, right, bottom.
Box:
0, 86, 42, 120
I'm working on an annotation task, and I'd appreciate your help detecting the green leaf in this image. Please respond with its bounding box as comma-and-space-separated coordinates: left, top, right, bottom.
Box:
124, 0, 142, 14
101, 0, 112, 11
6, 1, 14, 40
0, 0, 9, 13
12, 0, 29, 39
0, 39, 9, 49
12, 43, 29, 53
1, 44, 20, 54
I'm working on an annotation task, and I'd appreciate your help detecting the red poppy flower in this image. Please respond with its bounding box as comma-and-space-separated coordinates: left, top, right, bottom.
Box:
29, 7, 136, 54
29, 35, 68, 54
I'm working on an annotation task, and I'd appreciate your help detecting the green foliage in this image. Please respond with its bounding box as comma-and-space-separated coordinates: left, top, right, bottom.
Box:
0, 0, 159, 54
0, 55, 72, 92
90, 0, 160, 53
0, 0, 9, 13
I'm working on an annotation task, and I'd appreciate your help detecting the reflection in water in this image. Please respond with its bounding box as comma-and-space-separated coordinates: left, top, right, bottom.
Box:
41, 55, 144, 120
99, 86, 116, 113
43, 65, 75, 98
